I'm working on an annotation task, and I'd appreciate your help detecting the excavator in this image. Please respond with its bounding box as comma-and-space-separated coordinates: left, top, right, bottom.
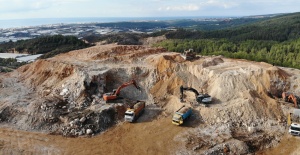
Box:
282, 92, 300, 108
180, 85, 212, 104
180, 49, 199, 61
287, 94, 300, 108
282, 92, 292, 102
103, 79, 141, 101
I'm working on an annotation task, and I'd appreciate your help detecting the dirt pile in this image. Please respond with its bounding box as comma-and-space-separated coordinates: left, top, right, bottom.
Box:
0, 44, 299, 154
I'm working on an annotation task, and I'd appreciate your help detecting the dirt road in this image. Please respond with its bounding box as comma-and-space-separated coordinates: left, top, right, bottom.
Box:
2, 121, 300, 155
0, 116, 186, 155
256, 134, 300, 155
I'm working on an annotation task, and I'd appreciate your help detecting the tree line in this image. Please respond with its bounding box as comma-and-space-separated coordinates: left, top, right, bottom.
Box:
155, 38, 300, 69
0, 35, 90, 58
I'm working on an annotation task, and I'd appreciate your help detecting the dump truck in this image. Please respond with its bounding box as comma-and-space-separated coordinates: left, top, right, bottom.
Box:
288, 109, 300, 136
172, 106, 192, 125
124, 101, 145, 122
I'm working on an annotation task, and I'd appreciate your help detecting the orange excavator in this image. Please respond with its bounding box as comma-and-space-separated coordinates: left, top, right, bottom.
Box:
282, 92, 292, 102
103, 79, 141, 101
287, 94, 300, 108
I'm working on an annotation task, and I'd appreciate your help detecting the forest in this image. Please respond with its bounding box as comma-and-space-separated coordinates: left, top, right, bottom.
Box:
0, 35, 90, 59
155, 38, 300, 68
154, 12, 300, 69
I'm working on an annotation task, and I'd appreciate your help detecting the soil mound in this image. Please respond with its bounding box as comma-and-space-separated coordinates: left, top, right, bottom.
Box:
0, 44, 299, 154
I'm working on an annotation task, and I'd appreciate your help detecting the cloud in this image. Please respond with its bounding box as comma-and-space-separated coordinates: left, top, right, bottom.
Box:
204, 0, 239, 9
0, 0, 50, 13
158, 0, 239, 12
0, 0, 89, 13
160, 4, 199, 11
0, 0, 299, 20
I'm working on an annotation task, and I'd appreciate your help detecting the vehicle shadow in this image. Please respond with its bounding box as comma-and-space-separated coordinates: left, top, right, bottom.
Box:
204, 97, 222, 107
134, 104, 163, 123
180, 108, 204, 128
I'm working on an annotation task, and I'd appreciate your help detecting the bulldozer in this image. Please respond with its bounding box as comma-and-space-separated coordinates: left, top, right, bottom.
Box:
103, 79, 141, 102
180, 85, 212, 105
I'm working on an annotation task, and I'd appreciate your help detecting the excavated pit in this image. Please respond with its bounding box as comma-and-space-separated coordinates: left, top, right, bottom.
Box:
0, 44, 300, 154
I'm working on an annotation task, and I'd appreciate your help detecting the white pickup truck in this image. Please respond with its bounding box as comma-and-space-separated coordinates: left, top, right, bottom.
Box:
288, 109, 300, 136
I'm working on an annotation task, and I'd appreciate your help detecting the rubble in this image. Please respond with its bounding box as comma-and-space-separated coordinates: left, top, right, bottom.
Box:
0, 44, 300, 154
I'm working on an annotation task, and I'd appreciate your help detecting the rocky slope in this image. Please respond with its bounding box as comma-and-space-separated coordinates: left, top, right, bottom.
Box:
0, 44, 299, 154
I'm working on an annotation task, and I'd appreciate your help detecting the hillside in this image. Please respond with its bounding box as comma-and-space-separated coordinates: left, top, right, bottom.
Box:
0, 44, 300, 154
164, 12, 300, 42
94, 16, 265, 31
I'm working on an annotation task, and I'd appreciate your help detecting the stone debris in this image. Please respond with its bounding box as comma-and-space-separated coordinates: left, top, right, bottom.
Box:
0, 44, 299, 154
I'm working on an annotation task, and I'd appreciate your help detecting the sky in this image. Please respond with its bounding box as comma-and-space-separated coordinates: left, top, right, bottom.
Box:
0, 0, 299, 20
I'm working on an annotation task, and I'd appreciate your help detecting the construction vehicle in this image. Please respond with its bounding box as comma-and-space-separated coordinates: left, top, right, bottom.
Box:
172, 105, 192, 125
288, 109, 300, 136
282, 92, 292, 102
180, 49, 198, 60
124, 101, 145, 122
180, 85, 212, 104
103, 79, 140, 101
287, 94, 300, 108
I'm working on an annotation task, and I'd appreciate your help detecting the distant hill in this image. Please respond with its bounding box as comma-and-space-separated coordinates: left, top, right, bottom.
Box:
94, 16, 268, 31
85, 14, 281, 44
164, 12, 300, 42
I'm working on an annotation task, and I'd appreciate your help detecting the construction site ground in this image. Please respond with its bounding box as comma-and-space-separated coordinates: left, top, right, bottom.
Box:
1, 43, 300, 154
0, 118, 300, 155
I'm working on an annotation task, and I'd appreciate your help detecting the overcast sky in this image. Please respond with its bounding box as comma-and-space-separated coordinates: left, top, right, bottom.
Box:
0, 0, 299, 20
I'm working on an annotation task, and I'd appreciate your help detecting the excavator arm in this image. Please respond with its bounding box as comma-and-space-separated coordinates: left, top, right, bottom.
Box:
103, 80, 141, 101
180, 85, 200, 102
114, 80, 140, 96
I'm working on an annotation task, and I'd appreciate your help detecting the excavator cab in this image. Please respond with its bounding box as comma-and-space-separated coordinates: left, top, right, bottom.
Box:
112, 89, 117, 95
196, 94, 211, 103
